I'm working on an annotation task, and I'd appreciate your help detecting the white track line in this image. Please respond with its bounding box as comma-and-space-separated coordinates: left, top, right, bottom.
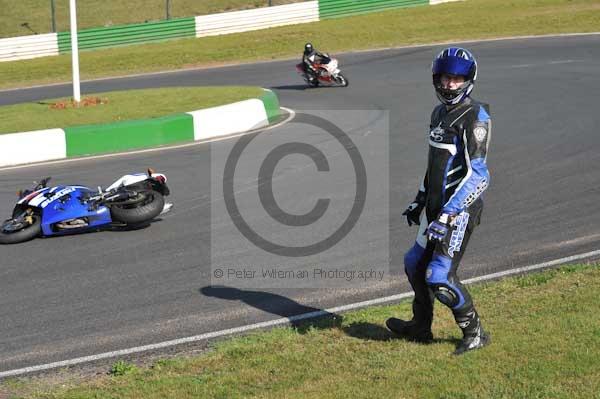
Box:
463, 249, 600, 284
1, 249, 599, 378
0, 107, 296, 172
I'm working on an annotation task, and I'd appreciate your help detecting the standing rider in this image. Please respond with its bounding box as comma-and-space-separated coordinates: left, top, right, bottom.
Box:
386, 47, 492, 355
302, 42, 331, 82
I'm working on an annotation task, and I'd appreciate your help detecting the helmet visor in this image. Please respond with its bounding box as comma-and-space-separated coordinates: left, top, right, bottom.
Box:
432, 56, 474, 77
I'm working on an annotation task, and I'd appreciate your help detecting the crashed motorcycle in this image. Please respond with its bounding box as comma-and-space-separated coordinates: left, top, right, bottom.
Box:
296, 56, 349, 88
0, 169, 172, 244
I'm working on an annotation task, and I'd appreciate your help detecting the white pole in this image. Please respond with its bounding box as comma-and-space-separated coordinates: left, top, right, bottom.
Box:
69, 0, 81, 103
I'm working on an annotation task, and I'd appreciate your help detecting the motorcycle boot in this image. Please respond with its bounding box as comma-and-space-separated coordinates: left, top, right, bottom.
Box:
387, 280, 435, 343
387, 297, 433, 343
453, 308, 490, 355
386, 317, 433, 343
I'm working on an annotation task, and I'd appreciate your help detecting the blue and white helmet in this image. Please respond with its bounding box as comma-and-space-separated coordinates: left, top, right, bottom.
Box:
432, 47, 477, 105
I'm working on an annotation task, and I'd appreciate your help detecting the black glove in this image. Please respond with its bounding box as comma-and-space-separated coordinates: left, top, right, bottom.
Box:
402, 191, 426, 226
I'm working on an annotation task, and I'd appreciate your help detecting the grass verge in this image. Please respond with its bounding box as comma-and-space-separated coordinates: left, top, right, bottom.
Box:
0, 86, 264, 134
1, 0, 600, 90
3, 263, 599, 398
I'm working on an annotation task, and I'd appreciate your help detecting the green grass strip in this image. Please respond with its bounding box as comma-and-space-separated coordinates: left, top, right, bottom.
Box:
1, 0, 599, 90
5, 264, 599, 398
0, 86, 265, 135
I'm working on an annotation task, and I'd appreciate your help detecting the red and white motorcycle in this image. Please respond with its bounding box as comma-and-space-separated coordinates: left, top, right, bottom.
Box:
296, 56, 349, 88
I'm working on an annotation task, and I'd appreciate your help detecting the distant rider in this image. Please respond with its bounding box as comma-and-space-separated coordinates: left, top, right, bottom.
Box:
301, 42, 331, 82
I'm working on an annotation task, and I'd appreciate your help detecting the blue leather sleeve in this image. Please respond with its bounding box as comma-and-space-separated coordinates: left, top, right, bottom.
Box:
442, 158, 489, 214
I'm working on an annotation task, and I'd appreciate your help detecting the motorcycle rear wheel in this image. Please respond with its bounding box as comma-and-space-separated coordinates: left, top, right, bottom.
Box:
109, 190, 165, 225
0, 215, 42, 244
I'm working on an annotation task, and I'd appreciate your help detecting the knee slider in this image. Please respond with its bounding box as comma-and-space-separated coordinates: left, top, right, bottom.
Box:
431, 284, 460, 308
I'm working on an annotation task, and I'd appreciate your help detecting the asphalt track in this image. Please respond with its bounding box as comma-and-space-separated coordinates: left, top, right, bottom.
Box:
1, 34, 600, 374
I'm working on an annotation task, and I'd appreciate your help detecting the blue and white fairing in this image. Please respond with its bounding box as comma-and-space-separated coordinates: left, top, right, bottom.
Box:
18, 185, 112, 236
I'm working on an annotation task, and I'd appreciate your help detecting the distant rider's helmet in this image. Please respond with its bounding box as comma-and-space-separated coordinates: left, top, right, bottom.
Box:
432, 47, 477, 105
304, 42, 314, 55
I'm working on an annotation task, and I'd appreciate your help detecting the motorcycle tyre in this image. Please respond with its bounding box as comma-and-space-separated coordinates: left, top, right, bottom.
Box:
0, 215, 42, 244
335, 74, 349, 87
110, 190, 165, 225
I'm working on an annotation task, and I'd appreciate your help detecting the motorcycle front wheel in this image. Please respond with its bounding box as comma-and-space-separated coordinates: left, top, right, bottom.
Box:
335, 73, 349, 87
0, 214, 42, 244
109, 190, 165, 224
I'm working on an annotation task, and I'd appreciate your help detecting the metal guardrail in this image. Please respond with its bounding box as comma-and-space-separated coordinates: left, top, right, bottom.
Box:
57, 17, 195, 52
0, 33, 58, 62
195, 1, 319, 37
0, 0, 449, 62
319, 0, 429, 19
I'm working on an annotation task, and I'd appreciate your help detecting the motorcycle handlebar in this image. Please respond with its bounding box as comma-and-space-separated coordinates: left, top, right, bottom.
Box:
33, 177, 52, 190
